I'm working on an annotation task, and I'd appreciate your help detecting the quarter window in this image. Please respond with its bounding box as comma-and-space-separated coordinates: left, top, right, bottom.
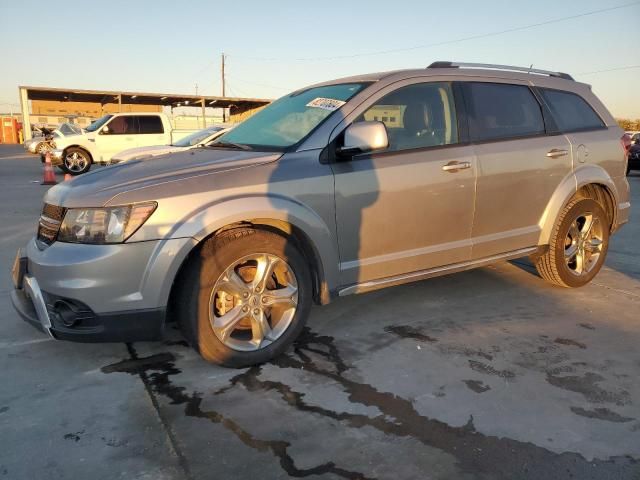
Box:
465, 83, 545, 142
539, 89, 605, 132
137, 115, 165, 134
357, 82, 458, 152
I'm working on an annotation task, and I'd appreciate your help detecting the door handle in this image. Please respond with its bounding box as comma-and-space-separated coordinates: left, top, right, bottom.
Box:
442, 161, 471, 172
546, 148, 569, 158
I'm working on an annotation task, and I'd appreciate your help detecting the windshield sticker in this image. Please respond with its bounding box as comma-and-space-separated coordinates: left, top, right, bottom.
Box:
306, 97, 346, 111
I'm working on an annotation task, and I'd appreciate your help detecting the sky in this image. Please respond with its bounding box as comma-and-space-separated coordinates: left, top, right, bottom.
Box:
1, 0, 639, 118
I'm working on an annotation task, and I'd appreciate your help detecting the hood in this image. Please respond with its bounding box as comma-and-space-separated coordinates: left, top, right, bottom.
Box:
45, 148, 281, 208
114, 145, 184, 162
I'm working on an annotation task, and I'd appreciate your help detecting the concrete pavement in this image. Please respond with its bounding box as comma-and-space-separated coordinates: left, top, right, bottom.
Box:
1, 145, 638, 479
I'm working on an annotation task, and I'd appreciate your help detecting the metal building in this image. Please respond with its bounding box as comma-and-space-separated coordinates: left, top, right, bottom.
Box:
19, 86, 271, 141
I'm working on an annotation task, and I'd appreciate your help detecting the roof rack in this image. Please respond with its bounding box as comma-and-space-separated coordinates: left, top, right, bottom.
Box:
427, 61, 574, 81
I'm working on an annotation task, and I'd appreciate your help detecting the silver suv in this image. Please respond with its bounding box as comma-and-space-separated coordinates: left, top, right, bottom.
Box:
11, 62, 631, 367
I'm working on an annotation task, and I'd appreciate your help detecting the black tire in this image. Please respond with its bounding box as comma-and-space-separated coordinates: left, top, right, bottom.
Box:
63, 147, 92, 175
175, 228, 313, 367
535, 198, 609, 288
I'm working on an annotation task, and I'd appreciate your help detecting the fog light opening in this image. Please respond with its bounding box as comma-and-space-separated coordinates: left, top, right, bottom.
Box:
53, 300, 79, 327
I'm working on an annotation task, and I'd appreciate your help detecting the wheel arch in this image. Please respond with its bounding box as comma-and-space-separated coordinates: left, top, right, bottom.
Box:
538, 165, 619, 246
159, 197, 339, 323
63, 145, 94, 163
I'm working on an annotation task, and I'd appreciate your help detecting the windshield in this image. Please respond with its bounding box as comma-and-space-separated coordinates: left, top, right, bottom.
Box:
173, 126, 224, 147
211, 83, 368, 151
85, 114, 113, 132
58, 123, 82, 136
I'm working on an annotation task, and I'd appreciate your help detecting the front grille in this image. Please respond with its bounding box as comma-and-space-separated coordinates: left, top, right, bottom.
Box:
37, 203, 66, 245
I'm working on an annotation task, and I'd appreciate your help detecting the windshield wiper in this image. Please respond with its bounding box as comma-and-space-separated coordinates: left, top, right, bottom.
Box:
208, 141, 252, 151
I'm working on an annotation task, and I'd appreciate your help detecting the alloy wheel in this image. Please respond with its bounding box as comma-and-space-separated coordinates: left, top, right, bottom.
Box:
209, 253, 299, 351
564, 211, 604, 276
65, 152, 88, 173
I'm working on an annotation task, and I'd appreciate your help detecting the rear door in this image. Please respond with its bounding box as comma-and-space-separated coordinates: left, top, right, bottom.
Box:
95, 115, 139, 162
331, 80, 476, 286
461, 81, 573, 259
135, 115, 167, 148
536, 88, 621, 177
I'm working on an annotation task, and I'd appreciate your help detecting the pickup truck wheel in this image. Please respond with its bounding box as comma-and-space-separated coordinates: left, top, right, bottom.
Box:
176, 229, 312, 368
63, 148, 91, 175
36, 142, 49, 155
535, 198, 609, 288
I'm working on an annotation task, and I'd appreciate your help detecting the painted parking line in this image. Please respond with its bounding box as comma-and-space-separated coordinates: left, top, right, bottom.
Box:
0, 154, 36, 159
0, 337, 54, 349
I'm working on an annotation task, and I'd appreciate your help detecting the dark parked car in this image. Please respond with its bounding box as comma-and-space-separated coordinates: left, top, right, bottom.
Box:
628, 141, 640, 174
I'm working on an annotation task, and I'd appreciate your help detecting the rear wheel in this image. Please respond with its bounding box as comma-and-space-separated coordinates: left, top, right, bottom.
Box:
63, 148, 91, 175
176, 229, 312, 367
535, 198, 609, 287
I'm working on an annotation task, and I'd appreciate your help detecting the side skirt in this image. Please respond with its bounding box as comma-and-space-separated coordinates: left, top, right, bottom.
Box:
338, 247, 539, 296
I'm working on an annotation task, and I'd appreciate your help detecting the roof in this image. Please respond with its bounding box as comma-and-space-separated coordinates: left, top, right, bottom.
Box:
19, 86, 272, 109
303, 63, 585, 91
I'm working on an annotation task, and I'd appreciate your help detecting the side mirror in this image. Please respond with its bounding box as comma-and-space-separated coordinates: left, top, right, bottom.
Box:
101, 126, 110, 134
338, 121, 388, 156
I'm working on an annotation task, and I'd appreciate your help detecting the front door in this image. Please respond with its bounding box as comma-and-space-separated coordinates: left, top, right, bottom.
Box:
461, 81, 573, 259
331, 81, 476, 287
95, 115, 138, 162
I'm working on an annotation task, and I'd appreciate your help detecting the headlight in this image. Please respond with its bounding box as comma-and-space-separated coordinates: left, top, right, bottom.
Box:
57, 202, 157, 244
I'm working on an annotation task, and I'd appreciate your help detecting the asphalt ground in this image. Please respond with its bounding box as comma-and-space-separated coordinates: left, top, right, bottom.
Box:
0, 144, 639, 479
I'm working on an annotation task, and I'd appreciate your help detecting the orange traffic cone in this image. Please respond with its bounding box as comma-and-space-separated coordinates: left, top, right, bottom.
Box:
64, 173, 72, 182
41, 152, 57, 186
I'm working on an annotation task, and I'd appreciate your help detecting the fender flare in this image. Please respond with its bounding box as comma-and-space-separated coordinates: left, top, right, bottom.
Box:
145, 195, 340, 309
537, 164, 619, 245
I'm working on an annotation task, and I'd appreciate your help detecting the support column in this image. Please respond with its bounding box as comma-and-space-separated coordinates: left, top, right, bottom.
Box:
118, 94, 122, 113
19, 87, 31, 141
201, 99, 206, 128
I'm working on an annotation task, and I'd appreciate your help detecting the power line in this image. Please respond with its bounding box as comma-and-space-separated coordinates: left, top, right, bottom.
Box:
576, 65, 640, 76
226, 74, 290, 92
230, 1, 640, 62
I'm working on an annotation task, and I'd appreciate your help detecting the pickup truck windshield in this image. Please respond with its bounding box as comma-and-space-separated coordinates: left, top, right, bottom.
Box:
211, 83, 368, 151
85, 115, 113, 132
58, 123, 82, 136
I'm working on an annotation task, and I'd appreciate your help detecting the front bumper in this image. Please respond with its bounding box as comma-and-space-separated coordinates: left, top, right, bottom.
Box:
10, 236, 194, 342
11, 283, 165, 342
11, 274, 53, 336
50, 149, 64, 166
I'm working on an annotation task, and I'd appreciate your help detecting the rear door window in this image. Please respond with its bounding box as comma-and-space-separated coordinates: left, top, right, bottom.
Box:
137, 115, 164, 134
464, 83, 545, 142
538, 89, 605, 132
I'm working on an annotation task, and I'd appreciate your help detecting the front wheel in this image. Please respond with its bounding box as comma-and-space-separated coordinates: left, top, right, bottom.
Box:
36, 142, 50, 156
176, 229, 313, 367
63, 148, 91, 175
535, 198, 609, 288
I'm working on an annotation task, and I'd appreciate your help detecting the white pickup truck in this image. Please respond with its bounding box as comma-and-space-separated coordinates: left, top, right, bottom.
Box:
50, 112, 197, 175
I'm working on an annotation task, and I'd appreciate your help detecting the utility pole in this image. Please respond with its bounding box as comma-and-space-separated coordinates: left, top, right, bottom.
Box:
221, 52, 226, 122
221, 53, 226, 97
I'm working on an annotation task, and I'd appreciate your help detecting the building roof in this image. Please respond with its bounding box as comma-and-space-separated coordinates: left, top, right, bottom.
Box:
19, 86, 272, 109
